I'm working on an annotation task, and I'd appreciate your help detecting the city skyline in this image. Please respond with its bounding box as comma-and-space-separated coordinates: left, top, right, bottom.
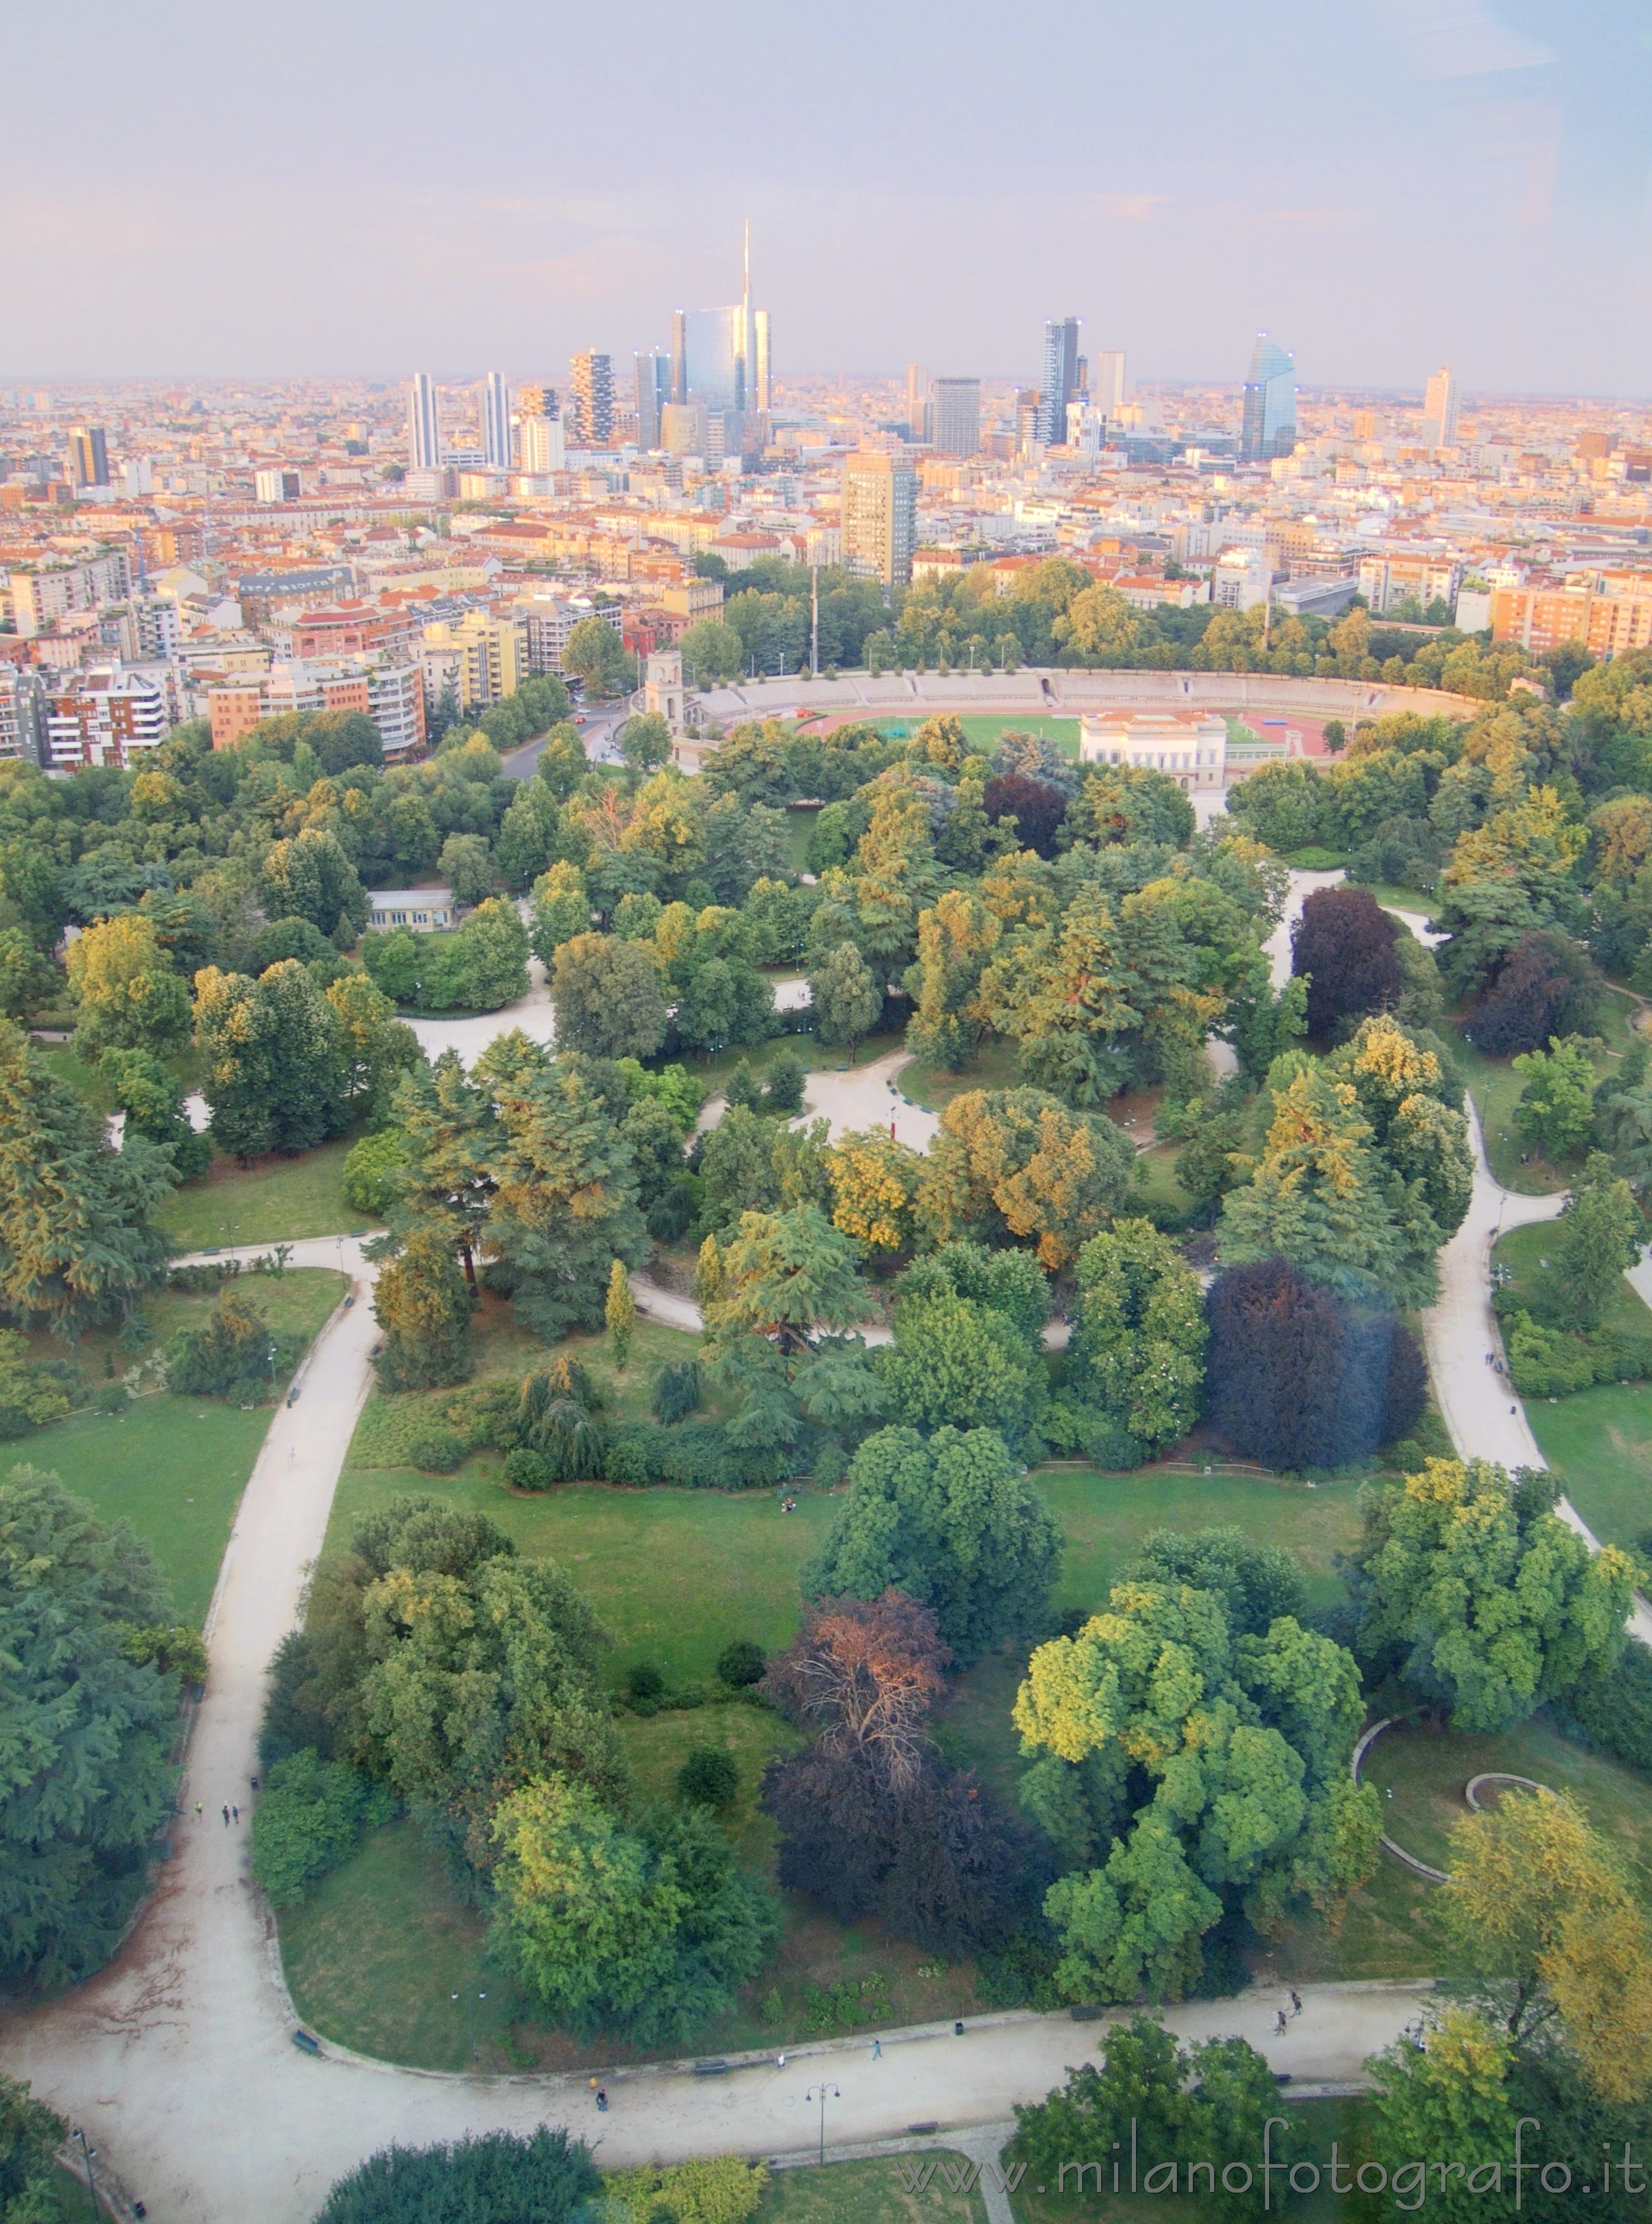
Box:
2, 0, 1646, 393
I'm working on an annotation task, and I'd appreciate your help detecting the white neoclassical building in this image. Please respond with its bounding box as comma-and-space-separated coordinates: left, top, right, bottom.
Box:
1077, 708, 1229, 794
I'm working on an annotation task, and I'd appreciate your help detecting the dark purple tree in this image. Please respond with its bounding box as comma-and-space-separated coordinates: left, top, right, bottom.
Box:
1290, 885, 1403, 1043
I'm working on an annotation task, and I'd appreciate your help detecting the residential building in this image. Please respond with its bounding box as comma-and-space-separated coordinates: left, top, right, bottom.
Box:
364, 662, 426, 760
420, 611, 528, 709
519, 412, 566, 475
404, 467, 458, 503
1212, 548, 1275, 610
634, 351, 672, 448
931, 379, 980, 459
122, 457, 154, 498
1091, 350, 1126, 417
567, 353, 614, 446
208, 656, 424, 758
905, 363, 931, 442
482, 371, 512, 470
1037, 318, 1082, 445
254, 469, 301, 502
0, 664, 47, 763
1079, 709, 1227, 793
367, 887, 454, 932
1421, 363, 1460, 451
1240, 334, 1296, 462
66, 426, 109, 489
46, 665, 169, 768
8, 551, 132, 635
841, 450, 917, 587
1492, 581, 1652, 659
1357, 553, 1463, 614
406, 373, 441, 470
509, 594, 621, 677
123, 595, 183, 660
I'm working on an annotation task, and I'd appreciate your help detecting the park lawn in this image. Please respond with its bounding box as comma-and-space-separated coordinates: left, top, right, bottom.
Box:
1127, 1142, 1193, 1226
760, 2158, 986, 2224
1453, 984, 1643, 1195
37, 1041, 201, 1113
16, 1268, 346, 1624
696, 1029, 908, 1096
1526, 1380, 1652, 1549
1366, 883, 1441, 924
1009, 2097, 1389, 2224
25, 1264, 348, 1389
617, 1705, 802, 1873
785, 806, 817, 872
901, 1038, 1021, 1115
154, 1135, 364, 1248
1362, 1715, 1652, 1883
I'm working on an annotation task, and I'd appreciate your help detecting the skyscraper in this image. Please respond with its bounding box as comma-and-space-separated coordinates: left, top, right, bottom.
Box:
842, 450, 917, 587
480, 372, 511, 470
1036, 318, 1081, 444
568, 353, 614, 446
634, 351, 672, 448
905, 364, 930, 442
520, 412, 566, 475
751, 308, 772, 413
931, 379, 980, 459
66, 426, 108, 488
1421, 364, 1460, 450
670, 223, 769, 417
1091, 350, 1126, 417
406, 373, 441, 470
1240, 335, 1296, 463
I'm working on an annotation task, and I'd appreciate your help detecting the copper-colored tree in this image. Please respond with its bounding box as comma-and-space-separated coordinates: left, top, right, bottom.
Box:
763, 1590, 950, 1790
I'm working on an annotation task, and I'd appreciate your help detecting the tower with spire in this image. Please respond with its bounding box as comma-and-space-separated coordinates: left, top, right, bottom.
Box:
670, 225, 770, 426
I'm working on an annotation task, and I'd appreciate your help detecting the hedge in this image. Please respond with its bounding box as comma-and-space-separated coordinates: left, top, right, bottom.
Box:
1502, 1306, 1652, 1398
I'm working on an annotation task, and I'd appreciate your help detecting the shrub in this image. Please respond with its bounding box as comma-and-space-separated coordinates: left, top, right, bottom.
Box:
167, 1293, 296, 1402
250, 1749, 391, 1906
716, 1638, 767, 1688
626, 1661, 666, 1702
1041, 1394, 1146, 1470
314, 2128, 599, 2224
503, 1447, 556, 1492
604, 2157, 767, 2224
602, 1419, 761, 1489
650, 1358, 702, 1425
647, 1183, 695, 1242
408, 1426, 464, 1474
677, 1747, 739, 1809
341, 1128, 409, 1216
93, 1380, 129, 1415
0, 1332, 76, 1439
167, 1261, 240, 1293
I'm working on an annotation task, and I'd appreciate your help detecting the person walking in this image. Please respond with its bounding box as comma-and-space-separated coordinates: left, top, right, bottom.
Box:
872, 2038, 882, 2060
221, 1805, 230, 1826
1290, 1990, 1302, 2018
231, 1804, 240, 1823
1274, 2010, 1288, 2038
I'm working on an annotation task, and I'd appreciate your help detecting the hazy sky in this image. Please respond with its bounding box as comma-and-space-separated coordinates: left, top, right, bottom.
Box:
4, 0, 1648, 395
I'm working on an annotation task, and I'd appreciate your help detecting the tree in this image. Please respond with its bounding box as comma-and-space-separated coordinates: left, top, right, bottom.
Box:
437, 830, 495, 907
917, 1087, 1137, 1268
679, 618, 744, 686
1441, 1787, 1652, 2103
1366, 2008, 1520, 2224
677, 1747, 738, 1809
0, 2073, 68, 2222
259, 828, 367, 940
0, 924, 58, 1022
101, 1045, 210, 1179
167, 1290, 294, 1400
0, 1330, 73, 1439
528, 861, 591, 964
373, 1229, 474, 1390
706, 1203, 870, 1354
325, 971, 422, 1126
620, 711, 673, 777
306, 708, 383, 775
1205, 1257, 1427, 1468
66, 910, 191, 1059
808, 939, 880, 1057
1557, 1151, 1641, 1330
534, 721, 589, 800
0, 1022, 172, 1332
564, 615, 633, 697
1470, 931, 1600, 1057
1014, 1576, 1377, 1997
313, 2128, 601, 2224
1290, 885, 1403, 1042
485, 1060, 650, 1338
1124, 1526, 1307, 1637
0, 1468, 181, 1989
1011, 2016, 1291, 2221
763, 1590, 950, 1786
249, 1748, 388, 1906
983, 772, 1067, 858
440, 897, 530, 1011
489, 1776, 779, 2044
193, 961, 346, 1160
1352, 1459, 1635, 1731
551, 933, 668, 1060
877, 1291, 1047, 1445
605, 1257, 635, 1369
825, 1128, 924, 1256
382, 1050, 498, 1291
1067, 1217, 1207, 1453
906, 889, 999, 1069
1512, 1037, 1596, 1162
805, 1425, 1060, 1662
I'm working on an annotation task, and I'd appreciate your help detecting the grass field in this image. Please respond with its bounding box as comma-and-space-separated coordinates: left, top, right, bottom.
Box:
13, 1268, 346, 1623
900, 1038, 1021, 1114
1453, 984, 1643, 1195
760, 2158, 985, 2223
954, 715, 1080, 758
1361, 1715, 1652, 1881
1525, 1381, 1652, 1550
154, 1136, 365, 1248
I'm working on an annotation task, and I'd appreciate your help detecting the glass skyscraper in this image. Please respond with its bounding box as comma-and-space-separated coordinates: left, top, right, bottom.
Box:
1037, 318, 1081, 444
1240, 335, 1296, 461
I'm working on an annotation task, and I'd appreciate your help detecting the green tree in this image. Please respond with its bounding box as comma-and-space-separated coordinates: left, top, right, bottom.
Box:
0, 2073, 68, 2222
314, 2129, 600, 2224
1512, 1035, 1598, 1164
551, 933, 669, 1060
493, 779, 566, 891
437, 831, 495, 907
679, 619, 744, 686
259, 828, 367, 940
1351, 1459, 1635, 1731
382, 1050, 498, 1290
0, 1468, 181, 1989
534, 721, 590, 800
1366, 2008, 1519, 2224
193, 961, 346, 1160
905, 890, 999, 1070
605, 1257, 635, 1369
324, 971, 422, 1125
1557, 1151, 1642, 1330
489, 1776, 779, 2044
0, 1022, 171, 1332
805, 1424, 1060, 1661
706, 1203, 870, 1354
373, 1228, 475, 1390
1068, 1217, 1208, 1452
917, 1086, 1137, 1269
808, 940, 880, 1057
485, 1060, 650, 1338
877, 1292, 1047, 1445
100, 1045, 210, 1179
564, 616, 633, 697
0, 924, 58, 1023
528, 861, 591, 964
620, 711, 673, 778
66, 909, 191, 1060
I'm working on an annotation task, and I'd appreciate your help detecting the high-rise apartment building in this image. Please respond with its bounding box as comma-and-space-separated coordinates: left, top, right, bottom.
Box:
841, 450, 917, 587
1421, 364, 1459, 450
905, 364, 930, 442
406, 373, 441, 470
634, 351, 672, 447
1091, 350, 1126, 417
1037, 319, 1081, 444
1240, 335, 1296, 462
517, 384, 558, 421
931, 379, 980, 459
66, 426, 108, 489
567, 353, 614, 446
519, 413, 566, 475
481, 371, 512, 469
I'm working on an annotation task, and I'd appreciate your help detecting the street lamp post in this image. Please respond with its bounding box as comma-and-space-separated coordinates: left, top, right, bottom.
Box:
804, 2083, 841, 2167
72, 2126, 99, 2219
